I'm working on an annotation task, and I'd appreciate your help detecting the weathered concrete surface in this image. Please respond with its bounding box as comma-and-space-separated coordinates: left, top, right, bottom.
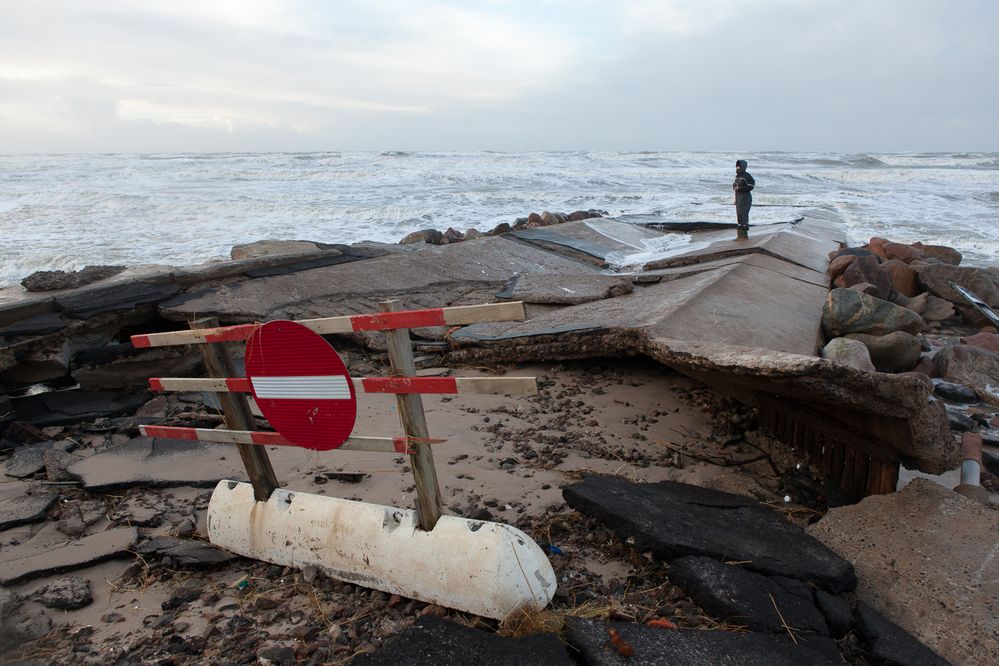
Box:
563, 475, 856, 593
67, 437, 248, 491
160, 236, 597, 322
510, 218, 669, 267
352, 617, 572, 666
807, 479, 998, 665
563, 618, 838, 666
0, 526, 138, 585
0, 492, 57, 530
496, 272, 633, 305
455, 262, 827, 356
645, 251, 830, 288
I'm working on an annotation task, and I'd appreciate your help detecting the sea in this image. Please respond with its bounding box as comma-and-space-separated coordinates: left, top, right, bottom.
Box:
2, 151, 998, 288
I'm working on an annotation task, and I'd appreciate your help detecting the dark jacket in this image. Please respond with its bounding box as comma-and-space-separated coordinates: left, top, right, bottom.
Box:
733, 160, 755, 194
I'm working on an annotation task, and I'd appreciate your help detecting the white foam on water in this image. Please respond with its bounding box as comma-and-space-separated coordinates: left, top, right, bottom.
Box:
1, 151, 997, 287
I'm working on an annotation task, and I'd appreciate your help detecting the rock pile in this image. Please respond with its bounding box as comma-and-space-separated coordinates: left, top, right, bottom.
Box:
398, 209, 606, 245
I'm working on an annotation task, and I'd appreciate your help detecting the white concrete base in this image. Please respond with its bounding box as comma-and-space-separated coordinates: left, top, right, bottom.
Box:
207, 481, 556, 620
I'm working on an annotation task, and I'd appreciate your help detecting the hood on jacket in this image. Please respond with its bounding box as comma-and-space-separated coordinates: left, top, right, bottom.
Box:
736, 159, 748, 171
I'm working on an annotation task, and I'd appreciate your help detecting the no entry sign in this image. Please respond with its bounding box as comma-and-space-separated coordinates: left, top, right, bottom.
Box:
245, 320, 357, 451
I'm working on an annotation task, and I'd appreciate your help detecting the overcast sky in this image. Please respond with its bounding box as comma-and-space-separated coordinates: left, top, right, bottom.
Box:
1, 0, 996, 153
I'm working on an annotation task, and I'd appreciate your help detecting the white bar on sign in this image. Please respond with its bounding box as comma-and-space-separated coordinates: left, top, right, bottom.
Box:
250, 375, 352, 400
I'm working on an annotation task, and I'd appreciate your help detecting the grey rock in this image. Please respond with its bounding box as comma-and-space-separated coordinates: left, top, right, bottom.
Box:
352, 617, 572, 665
855, 602, 950, 666
230, 240, 330, 260
489, 222, 512, 235
464, 228, 485, 240
822, 288, 925, 338
917, 263, 999, 308
563, 475, 856, 593
821, 337, 875, 372
137, 536, 240, 568
935, 344, 999, 389
923, 294, 956, 321
846, 331, 922, 372
21, 265, 126, 292
399, 228, 444, 245
945, 408, 976, 432
841, 255, 891, 299
933, 381, 979, 403
30, 576, 93, 610
257, 645, 296, 666
0, 493, 58, 530
668, 556, 829, 635
563, 617, 837, 666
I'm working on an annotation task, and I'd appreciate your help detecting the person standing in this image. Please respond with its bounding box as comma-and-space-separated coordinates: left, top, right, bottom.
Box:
733, 159, 755, 240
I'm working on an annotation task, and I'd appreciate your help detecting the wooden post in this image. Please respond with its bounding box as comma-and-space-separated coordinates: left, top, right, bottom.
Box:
191, 317, 279, 501
380, 301, 443, 531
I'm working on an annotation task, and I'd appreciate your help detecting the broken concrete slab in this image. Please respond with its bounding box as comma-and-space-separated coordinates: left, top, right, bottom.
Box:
0, 295, 56, 330
159, 236, 597, 323
563, 475, 856, 593
351, 616, 572, 666
807, 479, 997, 665
563, 618, 838, 666
645, 251, 831, 289
455, 261, 827, 357
644, 226, 840, 274
4, 439, 76, 478
67, 437, 248, 491
136, 536, 241, 568
11, 389, 152, 427
667, 556, 830, 635
0, 311, 69, 338
496, 273, 633, 305
510, 219, 668, 267
0, 526, 138, 585
54, 275, 181, 319
70, 344, 202, 391
0, 493, 57, 531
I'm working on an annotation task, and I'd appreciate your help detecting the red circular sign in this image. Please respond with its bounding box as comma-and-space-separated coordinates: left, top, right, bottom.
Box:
245, 320, 357, 450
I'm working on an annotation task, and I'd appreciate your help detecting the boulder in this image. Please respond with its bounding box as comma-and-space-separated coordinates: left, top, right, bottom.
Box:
827, 254, 857, 281
923, 294, 956, 322
866, 237, 890, 259
464, 228, 485, 240
846, 331, 922, 373
21, 265, 126, 292
917, 264, 999, 324
822, 289, 925, 338
821, 338, 875, 372
807, 479, 997, 665
29, 576, 93, 610
526, 212, 544, 226
882, 259, 920, 297
489, 222, 512, 235
847, 282, 882, 297
352, 617, 572, 665
894, 291, 927, 315
541, 211, 565, 226
882, 241, 923, 263
399, 228, 444, 245
668, 556, 830, 635
840, 255, 891, 299
829, 247, 876, 261
442, 227, 464, 244
934, 344, 999, 388
932, 381, 979, 404
564, 618, 838, 666
911, 242, 961, 265
961, 331, 999, 353
563, 475, 856, 593
567, 210, 602, 222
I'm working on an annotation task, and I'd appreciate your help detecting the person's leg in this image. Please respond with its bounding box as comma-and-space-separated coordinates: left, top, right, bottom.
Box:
735, 195, 750, 239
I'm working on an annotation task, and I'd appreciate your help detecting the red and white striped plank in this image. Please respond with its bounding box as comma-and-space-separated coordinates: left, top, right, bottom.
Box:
131, 302, 526, 348
148, 375, 538, 396
138, 425, 442, 454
